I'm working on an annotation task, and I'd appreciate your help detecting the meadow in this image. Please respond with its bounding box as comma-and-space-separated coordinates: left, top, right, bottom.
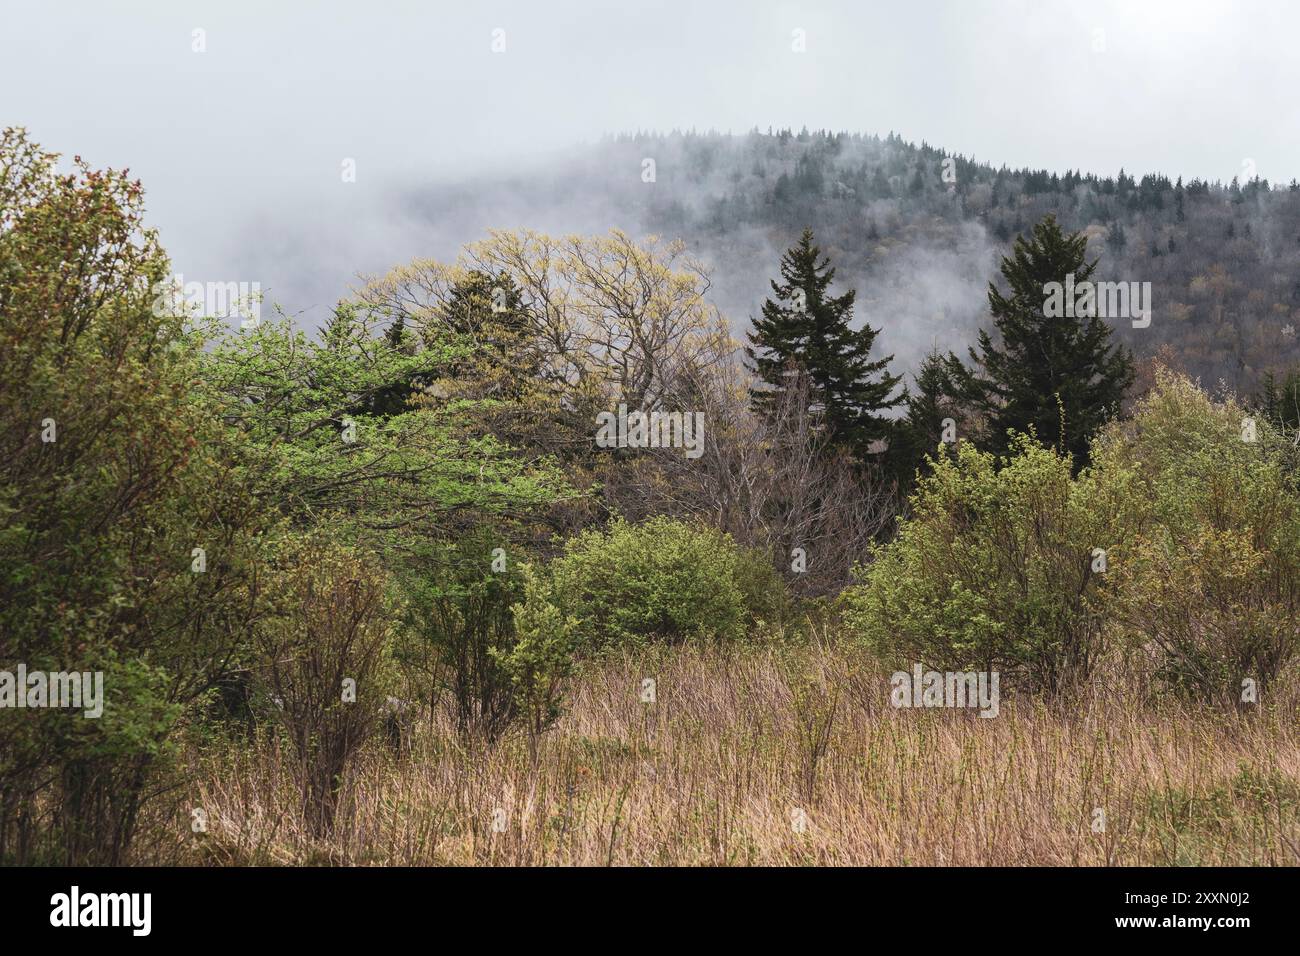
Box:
155, 643, 1300, 867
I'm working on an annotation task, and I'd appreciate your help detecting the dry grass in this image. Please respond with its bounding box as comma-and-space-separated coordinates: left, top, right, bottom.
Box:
141, 643, 1300, 866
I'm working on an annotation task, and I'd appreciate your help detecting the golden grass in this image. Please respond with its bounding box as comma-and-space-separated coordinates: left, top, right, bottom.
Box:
146, 644, 1300, 866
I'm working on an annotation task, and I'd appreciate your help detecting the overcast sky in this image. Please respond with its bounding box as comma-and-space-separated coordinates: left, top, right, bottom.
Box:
5, 0, 1297, 315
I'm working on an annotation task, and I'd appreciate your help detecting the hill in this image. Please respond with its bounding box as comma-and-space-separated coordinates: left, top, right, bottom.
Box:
403, 128, 1300, 394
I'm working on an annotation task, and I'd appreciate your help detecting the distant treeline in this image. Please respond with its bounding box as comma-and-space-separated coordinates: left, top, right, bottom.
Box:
471, 128, 1300, 395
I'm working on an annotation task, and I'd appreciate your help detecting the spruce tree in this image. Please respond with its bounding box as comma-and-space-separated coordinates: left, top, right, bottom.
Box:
891, 348, 958, 486
944, 214, 1134, 467
1258, 367, 1300, 434
439, 269, 536, 399
746, 228, 903, 454
371, 270, 531, 415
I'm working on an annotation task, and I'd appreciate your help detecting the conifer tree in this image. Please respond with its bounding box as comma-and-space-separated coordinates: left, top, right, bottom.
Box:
891, 348, 958, 486
943, 214, 1134, 467
746, 228, 903, 455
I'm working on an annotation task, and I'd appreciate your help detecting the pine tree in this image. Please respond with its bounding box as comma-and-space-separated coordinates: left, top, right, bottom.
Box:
1107, 220, 1127, 252
943, 214, 1134, 467
746, 228, 903, 455
439, 270, 535, 399
1258, 367, 1300, 434
891, 348, 958, 487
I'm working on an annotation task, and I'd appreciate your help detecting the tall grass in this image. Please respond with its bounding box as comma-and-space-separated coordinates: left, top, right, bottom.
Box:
139, 643, 1299, 866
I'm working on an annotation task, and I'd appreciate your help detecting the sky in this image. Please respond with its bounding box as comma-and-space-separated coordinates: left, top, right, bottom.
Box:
4, 0, 1297, 319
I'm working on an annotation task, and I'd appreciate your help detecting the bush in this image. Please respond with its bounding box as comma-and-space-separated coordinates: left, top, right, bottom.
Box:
1092, 369, 1300, 706
843, 435, 1136, 692
548, 517, 780, 649
0, 130, 274, 863
499, 565, 579, 746
396, 534, 579, 745
255, 538, 394, 837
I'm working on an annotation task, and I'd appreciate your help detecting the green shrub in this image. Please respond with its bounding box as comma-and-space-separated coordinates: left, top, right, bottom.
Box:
255, 537, 394, 837
1092, 369, 1300, 706
393, 530, 580, 746
548, 517, 778, 648
730, 541, 791, 628
396, 538, 527, 743
846, 368, 1300, 709
843, 434, 1136, 692
499, 564, 579, 743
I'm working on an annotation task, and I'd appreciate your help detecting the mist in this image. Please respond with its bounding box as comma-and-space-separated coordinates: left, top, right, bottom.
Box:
6, 0, 1299, 374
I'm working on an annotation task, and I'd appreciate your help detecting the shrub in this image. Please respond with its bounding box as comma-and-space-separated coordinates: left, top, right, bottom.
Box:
547, 517, 776, 649
1092, 369, 1300, 706
499, 565, 579, 747
255, 539, 394, 837
396, 534, 579, 745
843, 435, 1136, 692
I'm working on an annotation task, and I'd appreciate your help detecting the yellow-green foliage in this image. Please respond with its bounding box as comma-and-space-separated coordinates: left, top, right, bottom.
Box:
547, 516, 780, 649
1092, 368, 1300, 704
843, 435, 1132, 691
499, 564, 580, 738
848, 367, 1300, 706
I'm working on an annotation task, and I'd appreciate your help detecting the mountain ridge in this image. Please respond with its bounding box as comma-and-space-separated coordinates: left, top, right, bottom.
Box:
399, 128, 1300, 393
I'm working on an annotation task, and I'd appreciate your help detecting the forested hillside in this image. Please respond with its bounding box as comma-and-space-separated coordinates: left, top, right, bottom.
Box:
407, 128, 1300, 393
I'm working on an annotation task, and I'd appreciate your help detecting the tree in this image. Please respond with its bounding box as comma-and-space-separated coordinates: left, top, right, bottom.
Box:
1107, 220, 1127, 253
369, 269, 534, 416
890, 348, 960, 488
746, 228, 903, 456
0, 128, 276, 862
359, 230, 733, 464
944, 214, 1134, 467
600, 358, 896, 599
1256, 366, 1300, 435
203, 305, 568, 545
433, 269, 534, 394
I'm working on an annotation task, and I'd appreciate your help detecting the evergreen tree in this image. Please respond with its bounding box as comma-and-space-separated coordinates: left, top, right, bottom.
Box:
439, 269, 534, 396
871, 167, 892, 198
943, 214, 1134, 467
1258, 367, 1300, 434
371, 270, 531, 415
441, 269, 526, 339
891, 348, 958, 487
746, 228, 903, 454
1106, 220, 1126, 252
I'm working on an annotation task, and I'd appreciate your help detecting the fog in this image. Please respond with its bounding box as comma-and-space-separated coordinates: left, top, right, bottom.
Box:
4, 0, 1296, 356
